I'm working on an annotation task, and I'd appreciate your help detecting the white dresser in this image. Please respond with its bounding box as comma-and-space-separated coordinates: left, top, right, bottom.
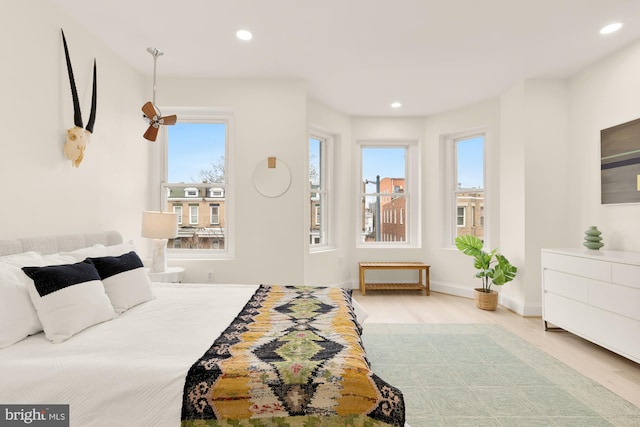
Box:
541, 248, 640, 364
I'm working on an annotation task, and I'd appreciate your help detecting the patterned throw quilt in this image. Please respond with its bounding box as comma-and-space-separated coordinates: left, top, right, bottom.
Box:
181, 285, 405, 426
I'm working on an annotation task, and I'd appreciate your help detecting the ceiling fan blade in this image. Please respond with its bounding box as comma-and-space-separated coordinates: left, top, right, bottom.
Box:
141, 101, 157, 119
161, 115, 177, 126
143, 124, 159, 141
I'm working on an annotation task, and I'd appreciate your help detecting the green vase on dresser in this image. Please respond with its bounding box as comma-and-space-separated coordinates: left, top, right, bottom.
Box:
583, 226, 604, 250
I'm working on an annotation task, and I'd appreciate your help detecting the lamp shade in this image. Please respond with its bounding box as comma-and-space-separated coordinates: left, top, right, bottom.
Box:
141, 211, 178, 239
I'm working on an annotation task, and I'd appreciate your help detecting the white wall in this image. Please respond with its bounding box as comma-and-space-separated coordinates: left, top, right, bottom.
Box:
0, 1, 149, 249
493, 39, 640, 315
155, 78, 308, 285
399, 77, 571, 317
9, 3, 640, 313
498, 80, 570, 315
568, 39, 640, 251
498, 81, 526, 310
423, 99, 502, 297
350, 117, 426, 285
305, 100, 353, 286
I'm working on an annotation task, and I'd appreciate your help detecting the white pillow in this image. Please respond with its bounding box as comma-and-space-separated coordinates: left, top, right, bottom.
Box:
60, 244, 108, 261
87, 251, 153, 313
104, 241, 136, 256
58, 241, 134, 261
0, 251, 43, 267
0, 262, 43, 348
21, 260, 116, 343
0, 251, 73, 348
39, 253, 78, 266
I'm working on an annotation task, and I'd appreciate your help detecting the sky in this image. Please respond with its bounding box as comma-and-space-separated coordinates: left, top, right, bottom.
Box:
169, 126, 483, 189
167, 123, 226, 182
309, 137, 320, 185
456, 135, 484, 189
360, 136, 484, 192
362, 147, 406, 192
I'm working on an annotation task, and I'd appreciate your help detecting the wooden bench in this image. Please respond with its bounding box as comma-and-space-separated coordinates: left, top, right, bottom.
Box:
358, 262, 430, 296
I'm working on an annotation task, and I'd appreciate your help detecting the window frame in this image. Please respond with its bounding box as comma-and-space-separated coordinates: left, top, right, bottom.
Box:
210, 204, 220, 225
308, 128, 334, 251
356, 139, 420, 248
209, 188, 224, 198
184, 188, 198, 197
158, 107, 235, 260
173, 205, 183, 225
441, 129, 488, 248
189, 205, 199, 225
457, 206, 466, 227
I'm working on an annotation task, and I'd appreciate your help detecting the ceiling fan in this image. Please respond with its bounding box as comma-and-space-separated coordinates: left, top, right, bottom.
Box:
142, 47, 177, 141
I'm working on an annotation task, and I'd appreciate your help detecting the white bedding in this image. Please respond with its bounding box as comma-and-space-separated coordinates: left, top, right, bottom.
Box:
0, 283, 259, 427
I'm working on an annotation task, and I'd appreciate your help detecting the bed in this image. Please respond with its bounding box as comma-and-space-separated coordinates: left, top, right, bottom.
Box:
0, 232, 405, 426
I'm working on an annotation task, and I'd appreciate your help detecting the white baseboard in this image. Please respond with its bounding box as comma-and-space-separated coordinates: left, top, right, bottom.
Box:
347, 279, 542, 317
335, 280, 356, 289
430, 281, 475, 299
499, 293, 542, 317
431, 281, 542, 317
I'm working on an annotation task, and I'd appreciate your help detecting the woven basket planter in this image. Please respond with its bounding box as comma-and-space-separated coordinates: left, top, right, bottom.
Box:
474, 289, 498, 311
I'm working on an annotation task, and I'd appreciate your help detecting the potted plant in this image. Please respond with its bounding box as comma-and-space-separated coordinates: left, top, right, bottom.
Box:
454, 235, 517, 311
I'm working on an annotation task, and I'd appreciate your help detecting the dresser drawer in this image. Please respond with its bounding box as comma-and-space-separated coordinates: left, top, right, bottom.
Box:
589, 281, 640, 321
611, 263, 640, 289
544, 293, 640, 361
541, 248, 640, 364
582, 303, 640, 361
542, 252, 610, 282
543, 269, 589, 303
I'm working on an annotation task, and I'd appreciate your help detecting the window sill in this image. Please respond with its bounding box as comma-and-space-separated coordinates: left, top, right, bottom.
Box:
168, 250, 234, 261
355, 243, 421, 249
310, 245, 337, 254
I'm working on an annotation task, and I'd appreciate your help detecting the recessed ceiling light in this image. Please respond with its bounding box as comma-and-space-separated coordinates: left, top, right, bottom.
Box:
236, 29, 253, 41
600, 22, 623, 35
391, 102, 402, 109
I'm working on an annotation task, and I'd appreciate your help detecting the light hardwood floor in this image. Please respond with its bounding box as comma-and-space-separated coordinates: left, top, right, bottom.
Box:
353, 290, 640, 408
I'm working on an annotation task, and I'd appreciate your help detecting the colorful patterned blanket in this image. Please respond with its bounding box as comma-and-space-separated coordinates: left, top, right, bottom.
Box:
181, 285, 405, 426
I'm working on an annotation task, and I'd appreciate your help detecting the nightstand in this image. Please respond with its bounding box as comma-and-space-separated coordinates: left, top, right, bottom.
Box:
146, 266, 185, 283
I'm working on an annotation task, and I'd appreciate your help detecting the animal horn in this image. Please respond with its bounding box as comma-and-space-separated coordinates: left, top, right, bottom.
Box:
61, 29, 83, 129
85, 59, 97, 133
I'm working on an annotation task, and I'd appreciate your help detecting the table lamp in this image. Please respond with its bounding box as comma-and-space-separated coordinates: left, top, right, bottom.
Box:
141, 211, 178, 273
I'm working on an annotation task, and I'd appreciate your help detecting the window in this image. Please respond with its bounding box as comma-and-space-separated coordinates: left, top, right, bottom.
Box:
210, 204, 220, 225
184, 188, 198, 197
173, 205, 183, 225
309, 131, 332, 248
358, 141, 419, 246
457, 206, 465, 226
160, 110, 233, 257
443, 132, 485, 245
209, 188, 224, 198
471, 206, 476, 227
189, 205, 199, 225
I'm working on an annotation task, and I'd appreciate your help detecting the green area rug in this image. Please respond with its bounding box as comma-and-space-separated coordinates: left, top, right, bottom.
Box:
361, 323, 640, 426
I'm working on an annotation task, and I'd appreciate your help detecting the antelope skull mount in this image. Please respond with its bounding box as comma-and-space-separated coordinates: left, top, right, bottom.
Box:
61, 29, 97, 167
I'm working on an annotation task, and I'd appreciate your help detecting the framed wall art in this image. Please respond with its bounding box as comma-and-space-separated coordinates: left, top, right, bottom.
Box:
601, 117, 640, 204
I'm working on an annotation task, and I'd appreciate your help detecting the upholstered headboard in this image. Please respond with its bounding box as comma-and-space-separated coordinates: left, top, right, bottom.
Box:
0, 231, 123, 257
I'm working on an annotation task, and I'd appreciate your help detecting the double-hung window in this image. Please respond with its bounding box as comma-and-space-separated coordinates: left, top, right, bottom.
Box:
358, 141, 419, 246
309, 130, 332, 248
444, 131, 486, 245
210, 204, 220, 225
160, 109, 233, 257
173, 205, 183, 225
189, 205, 199, 225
